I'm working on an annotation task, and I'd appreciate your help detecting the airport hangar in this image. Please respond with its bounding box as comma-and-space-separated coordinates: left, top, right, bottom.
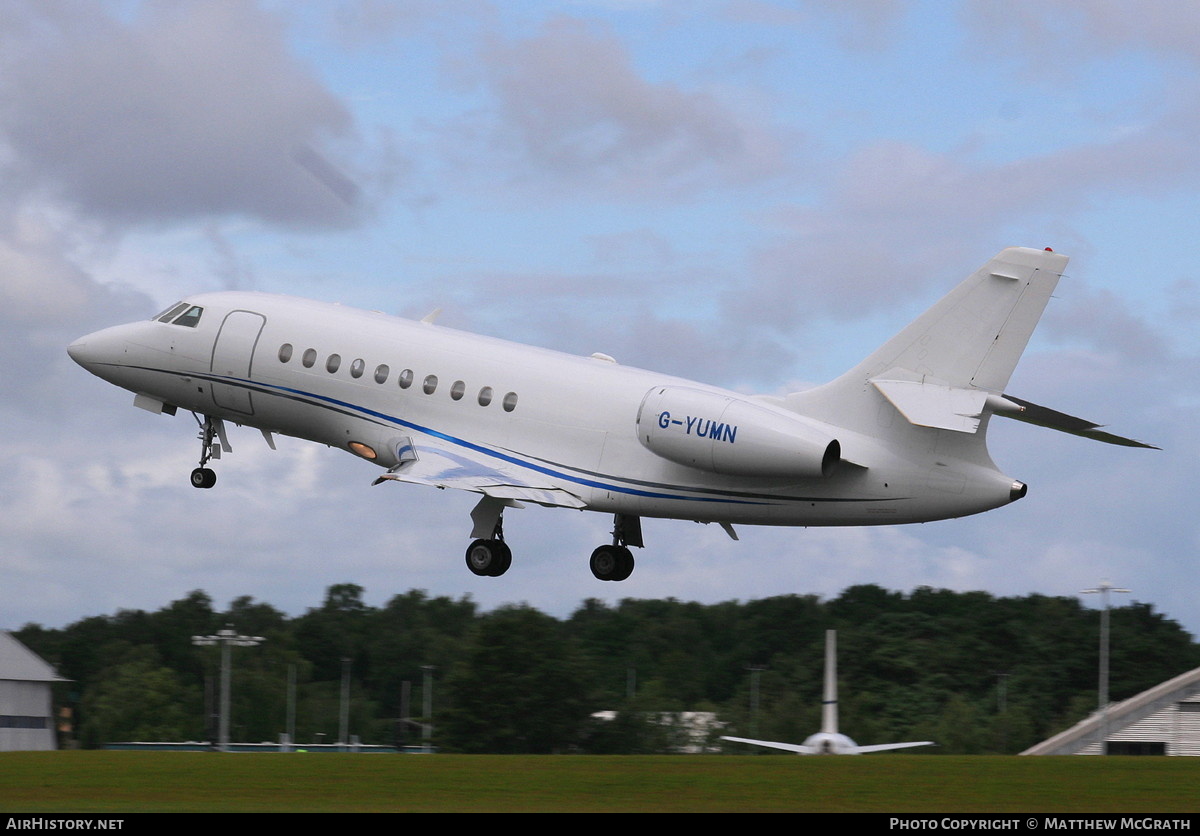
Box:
1022, 665, 1200, 756
0, 631, 67, 751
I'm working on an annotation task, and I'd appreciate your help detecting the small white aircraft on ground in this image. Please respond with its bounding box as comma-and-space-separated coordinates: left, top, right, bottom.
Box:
722, 629, 935, 755
69, 247, 1151, 581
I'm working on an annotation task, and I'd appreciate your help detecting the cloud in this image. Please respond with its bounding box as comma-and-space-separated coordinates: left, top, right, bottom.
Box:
730, 108, 1200, 331
966, 1, 1200, 68
0, 0, 366, 229
725, 0, 904, 52
461, 16, 788, 199
0, 204, 155, 405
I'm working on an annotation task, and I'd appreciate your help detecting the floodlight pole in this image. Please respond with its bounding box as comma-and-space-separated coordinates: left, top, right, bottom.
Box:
421, 665, 435, 752
1081, 579, 1129, 756
339, 657, 351, 750
191, 626, 265, 752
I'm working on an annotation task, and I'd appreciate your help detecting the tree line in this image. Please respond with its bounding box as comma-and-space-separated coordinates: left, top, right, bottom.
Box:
13, 584, 1199, 754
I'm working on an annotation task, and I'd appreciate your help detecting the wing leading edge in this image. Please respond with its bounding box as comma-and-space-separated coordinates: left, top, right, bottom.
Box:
372, 434, 588, 509
852, 741, 938, 754
719, 736, 816, 755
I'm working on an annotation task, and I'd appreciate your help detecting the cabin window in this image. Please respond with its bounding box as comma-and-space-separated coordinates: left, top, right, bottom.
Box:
302, 348, 317, 368
172, 306, 204, 328
450, 380, 465, 401
503, 392, 518, 412
326, 354, 341, 373
350, 358, 365, 379
478, 386, 494, 407
374, 364, 390, 384
278, 344, 293, 363
398, 369, 413, 389
423, 374, 438, 395
155, 302, 189, 322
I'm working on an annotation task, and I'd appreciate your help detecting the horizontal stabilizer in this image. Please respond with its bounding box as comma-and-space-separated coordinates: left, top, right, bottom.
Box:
997, 395, 1159, 449
872, 373, 997, 434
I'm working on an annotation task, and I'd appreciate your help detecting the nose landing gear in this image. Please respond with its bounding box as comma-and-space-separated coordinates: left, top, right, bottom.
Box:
190, 414, 229, 489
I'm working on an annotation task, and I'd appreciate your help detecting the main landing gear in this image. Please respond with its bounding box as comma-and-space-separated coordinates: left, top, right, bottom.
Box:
189, 414, 228, 489
589, 513, 642, 582
465, 496, 513, 577
462, 499, 643, 582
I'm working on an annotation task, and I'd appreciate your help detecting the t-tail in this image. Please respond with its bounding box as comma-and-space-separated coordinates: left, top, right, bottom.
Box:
788, 247, 1155, 450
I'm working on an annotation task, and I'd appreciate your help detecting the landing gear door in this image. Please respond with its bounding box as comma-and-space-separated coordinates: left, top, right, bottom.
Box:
211, 310, 265, 414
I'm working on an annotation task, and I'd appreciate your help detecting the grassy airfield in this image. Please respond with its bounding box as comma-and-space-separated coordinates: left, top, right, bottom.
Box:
0, 752, 1196, 813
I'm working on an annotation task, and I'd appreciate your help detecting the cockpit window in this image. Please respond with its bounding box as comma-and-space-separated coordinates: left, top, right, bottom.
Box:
155, 302, 190, 323
171, 306, 204, 327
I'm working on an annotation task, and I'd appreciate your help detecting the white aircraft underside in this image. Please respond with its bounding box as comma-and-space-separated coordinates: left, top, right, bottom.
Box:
68, 247, 1152, 581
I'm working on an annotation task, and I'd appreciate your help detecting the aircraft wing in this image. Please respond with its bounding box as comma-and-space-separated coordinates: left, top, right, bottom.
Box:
852, 741, 936, 754
719, 736, 816, 755
372, 434, 588, 509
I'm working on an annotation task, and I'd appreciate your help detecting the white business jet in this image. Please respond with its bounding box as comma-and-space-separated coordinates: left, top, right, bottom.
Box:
721, 629, 935, 754
68, 247, 1151, 581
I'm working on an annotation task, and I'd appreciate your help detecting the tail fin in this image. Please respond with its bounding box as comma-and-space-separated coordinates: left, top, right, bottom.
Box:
790, 247, 1067, 436
821, 629, 838, 735
839, 247, 1066, 391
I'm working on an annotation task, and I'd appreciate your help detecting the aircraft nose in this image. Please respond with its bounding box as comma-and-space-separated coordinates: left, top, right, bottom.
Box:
67, 336, 93, 367
67, 324, 132, 374
67, 331, 116, 370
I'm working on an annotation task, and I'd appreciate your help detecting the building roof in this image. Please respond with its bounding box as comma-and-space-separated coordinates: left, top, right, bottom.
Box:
0, 632, 68, 683
1021, 664, 1200, 756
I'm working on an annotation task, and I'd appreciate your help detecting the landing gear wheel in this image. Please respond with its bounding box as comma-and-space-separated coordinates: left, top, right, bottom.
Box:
465, 539, 512, 577
190, 467, 217, 489
491, 541, 512, 576
590, 545, 634, 581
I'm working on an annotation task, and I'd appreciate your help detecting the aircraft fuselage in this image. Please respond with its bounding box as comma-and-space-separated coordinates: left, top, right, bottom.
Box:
76, 247, 1144, 580
69, 291, 1019, 530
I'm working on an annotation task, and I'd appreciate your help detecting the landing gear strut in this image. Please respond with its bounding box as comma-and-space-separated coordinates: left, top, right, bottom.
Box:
465, 496, 512, 577
590, 513, 641, 582
189, 414, 227, 489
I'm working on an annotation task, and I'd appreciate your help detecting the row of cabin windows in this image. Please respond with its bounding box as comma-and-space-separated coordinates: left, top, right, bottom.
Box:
277, 343, 517, 412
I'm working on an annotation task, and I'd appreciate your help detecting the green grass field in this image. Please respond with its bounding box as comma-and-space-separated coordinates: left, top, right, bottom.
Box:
0, 752, 1196, 813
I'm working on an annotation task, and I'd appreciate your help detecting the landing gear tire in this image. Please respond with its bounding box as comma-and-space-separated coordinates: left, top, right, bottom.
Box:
190, 467, 217, 489
465, 539, 512, 577
590, 544, 634, 581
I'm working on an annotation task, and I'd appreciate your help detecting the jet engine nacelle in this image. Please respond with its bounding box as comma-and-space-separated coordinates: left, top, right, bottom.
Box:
637, 386, 841, 479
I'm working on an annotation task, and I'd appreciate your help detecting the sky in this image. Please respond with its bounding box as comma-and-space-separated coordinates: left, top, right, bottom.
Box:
1, 0, 1197, 640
